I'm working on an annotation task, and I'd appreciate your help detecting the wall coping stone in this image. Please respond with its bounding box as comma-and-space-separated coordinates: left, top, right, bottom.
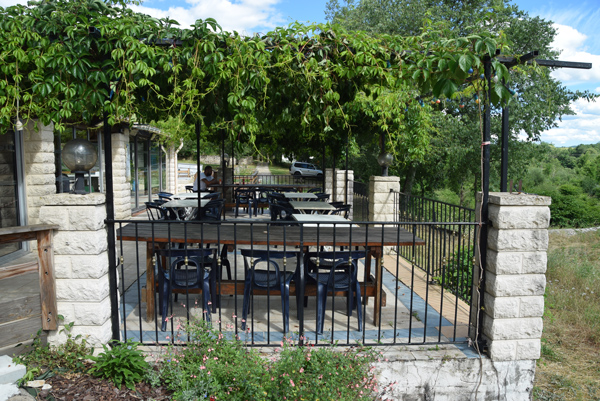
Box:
41, 193, 106, 206
477, 192, 551, 206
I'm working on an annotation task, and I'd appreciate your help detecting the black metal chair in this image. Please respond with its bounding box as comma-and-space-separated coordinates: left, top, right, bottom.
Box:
202, 192, 221, 200
304, 250, 366, 334
155, 247, 217, 331
158, 192, 173, 201
311, 193, 330, 202
330, 204, 351, 219
255, 189, 273, 215
145, 201, 169, 220
308, 187, 323, 193
185, 185, 194, 193
241, 249, 299, 333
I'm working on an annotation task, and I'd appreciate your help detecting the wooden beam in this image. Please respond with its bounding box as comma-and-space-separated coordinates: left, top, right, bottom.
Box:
37, 230, 58, 331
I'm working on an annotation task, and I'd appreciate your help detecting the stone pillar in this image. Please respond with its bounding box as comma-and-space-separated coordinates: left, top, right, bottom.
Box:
475, 192, 550, 361
165, 145, 177, 194
368, 176, 400, 222
23, 120, 56, 225
324, 169, 354, 218
111, 131, 131, 220
39, 193, 113, 350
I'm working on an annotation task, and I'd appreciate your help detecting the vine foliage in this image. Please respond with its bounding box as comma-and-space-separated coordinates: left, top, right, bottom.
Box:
0, 0, 517, 150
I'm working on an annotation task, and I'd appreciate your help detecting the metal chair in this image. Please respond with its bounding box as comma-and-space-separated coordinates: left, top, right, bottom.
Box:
241, 249, 299, 333
308, 187, 323, 193
330, 204, 351, 219
158, 192, 173, 201
145, 201, 168, 220
304, 250, 366, 334
311, 193, 330, 202
155, 247, 217, 331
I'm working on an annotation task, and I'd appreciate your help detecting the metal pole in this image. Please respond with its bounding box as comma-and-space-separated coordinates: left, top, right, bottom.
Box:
477, 58, 492, 347
196, 121, 201, 209
104, 113, 120, 342
501, 103, 509, 192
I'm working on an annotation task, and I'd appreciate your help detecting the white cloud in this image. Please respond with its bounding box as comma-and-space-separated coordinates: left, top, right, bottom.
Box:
540, 98, 600, 145
130, 0, 285, 34
0, 0, 25, 7
549, 23, 600, 85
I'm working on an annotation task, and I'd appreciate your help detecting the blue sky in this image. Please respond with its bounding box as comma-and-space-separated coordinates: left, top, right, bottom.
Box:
2, 0, 599, 147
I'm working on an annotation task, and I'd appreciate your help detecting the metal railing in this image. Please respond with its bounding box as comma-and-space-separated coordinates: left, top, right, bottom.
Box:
233, 174, 323, 187
112, 218, 475, 348
393, 191, 477, 303
353, 181, 369, 221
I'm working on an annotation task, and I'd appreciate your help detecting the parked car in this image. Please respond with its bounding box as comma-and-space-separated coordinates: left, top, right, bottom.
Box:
289, 162, 323, 177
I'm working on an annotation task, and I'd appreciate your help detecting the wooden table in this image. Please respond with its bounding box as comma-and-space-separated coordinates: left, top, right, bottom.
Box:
117, 222, 422, 326
292, 214, 356, 227
289, 200, 335, 214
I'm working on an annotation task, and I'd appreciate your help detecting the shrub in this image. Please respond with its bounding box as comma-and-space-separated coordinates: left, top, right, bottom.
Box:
435, 246, 473, 302
89, 339, 149, 390
153, 318, 381, 400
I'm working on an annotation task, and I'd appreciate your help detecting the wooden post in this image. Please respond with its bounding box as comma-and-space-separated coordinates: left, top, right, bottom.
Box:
37, 230, 58, 330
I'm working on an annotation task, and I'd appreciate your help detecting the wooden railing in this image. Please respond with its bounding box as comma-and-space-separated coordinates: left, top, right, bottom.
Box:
0, 224, 59, 330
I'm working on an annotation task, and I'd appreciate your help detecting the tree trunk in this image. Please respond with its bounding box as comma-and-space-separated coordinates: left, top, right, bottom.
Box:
402, 164, 417, 195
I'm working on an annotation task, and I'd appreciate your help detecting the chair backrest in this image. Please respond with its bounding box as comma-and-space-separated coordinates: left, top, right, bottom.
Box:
195, 199, 224, 221
308, 187, 323, 193
267, 192, 286, 204
155, 247, 216, 288
307, 250, 366, 276
158, 192, 173, 201
185, 185, 194, 193
241, 249, 299, 281
202, 192, 221, 200
331, 204, 351, 219
235, 188, 255, 200
312, 193, 330, 202
145, 201, 167, 220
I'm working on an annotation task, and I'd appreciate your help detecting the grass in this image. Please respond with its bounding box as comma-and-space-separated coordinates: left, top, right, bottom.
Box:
533, 230, 600, 400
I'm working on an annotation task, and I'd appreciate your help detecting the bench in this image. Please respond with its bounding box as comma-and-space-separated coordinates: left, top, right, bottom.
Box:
178, 168, 191, 177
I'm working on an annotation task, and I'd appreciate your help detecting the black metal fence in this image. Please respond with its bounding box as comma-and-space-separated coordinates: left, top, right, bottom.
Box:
113, 218, 475, 348
392, 192, 477, 303
353, 181, 369, 221
233, 174, 323, 188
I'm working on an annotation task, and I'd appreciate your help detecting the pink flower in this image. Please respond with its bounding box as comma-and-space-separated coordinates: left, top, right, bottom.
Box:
290, 379, 295, 387
299, 368, 304, 373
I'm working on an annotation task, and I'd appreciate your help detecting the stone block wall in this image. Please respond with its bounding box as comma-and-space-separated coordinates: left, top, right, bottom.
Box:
165, 145, 177, 194
368, 176, 400, 222
324, 168, 354, 218
111, 131, 131, 220
475, 192, 551, 361
23, 120, 56, 225
38, 193, 113, 350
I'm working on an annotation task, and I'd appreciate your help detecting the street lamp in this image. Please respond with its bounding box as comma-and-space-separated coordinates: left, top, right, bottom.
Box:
377, 151, 393, 177
62, 138, 98, 194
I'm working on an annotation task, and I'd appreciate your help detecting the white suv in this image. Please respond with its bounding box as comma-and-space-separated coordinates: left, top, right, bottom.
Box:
289, 162, 323, 177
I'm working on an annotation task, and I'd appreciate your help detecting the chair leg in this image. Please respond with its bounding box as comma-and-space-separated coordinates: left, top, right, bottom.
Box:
160, 281, 171, 332
241, 278, 252, 331
316, 283, 328, 335
202, 279, 212, 323
355, 281, 363, 331
281, 282, 291, 334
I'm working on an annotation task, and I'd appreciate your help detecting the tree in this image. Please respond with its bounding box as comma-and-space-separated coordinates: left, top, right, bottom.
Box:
326, 0, 596, 199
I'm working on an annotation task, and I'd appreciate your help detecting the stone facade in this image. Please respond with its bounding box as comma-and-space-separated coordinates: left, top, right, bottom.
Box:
38, 193, 113, 351
111, 130, 131, 220
368, 175, 400, 222
324, 168, 354, 219
475, 192, 551, 361
23, 120, 56, 225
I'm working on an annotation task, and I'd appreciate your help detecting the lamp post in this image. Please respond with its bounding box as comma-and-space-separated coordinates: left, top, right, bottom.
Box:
377, 151, 393, 177
62, 138, 98, 194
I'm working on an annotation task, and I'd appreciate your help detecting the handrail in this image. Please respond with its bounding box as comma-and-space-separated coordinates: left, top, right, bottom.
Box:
0, 224, 59, 330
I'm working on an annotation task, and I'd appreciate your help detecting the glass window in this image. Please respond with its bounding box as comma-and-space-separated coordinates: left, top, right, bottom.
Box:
0, 130, 26, 261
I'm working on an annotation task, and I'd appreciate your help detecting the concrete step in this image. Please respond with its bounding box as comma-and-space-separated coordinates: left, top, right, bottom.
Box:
0, 356, 25, 385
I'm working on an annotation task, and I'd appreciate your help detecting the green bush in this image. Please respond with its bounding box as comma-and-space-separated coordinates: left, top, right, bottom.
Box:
14, 321, 91, 373
89, 339, 149, 390
435, 246, 473, 302
153, 319, 381, 400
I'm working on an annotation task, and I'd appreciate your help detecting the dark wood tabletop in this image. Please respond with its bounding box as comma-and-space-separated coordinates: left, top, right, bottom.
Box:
116, 221, 423, 248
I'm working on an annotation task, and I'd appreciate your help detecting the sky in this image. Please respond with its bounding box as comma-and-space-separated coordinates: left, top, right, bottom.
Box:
1, 0, 599, 147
